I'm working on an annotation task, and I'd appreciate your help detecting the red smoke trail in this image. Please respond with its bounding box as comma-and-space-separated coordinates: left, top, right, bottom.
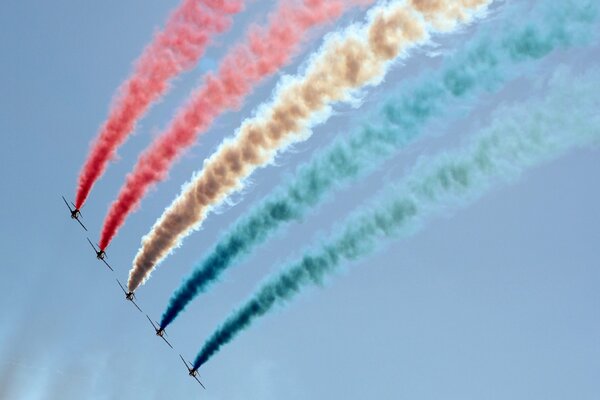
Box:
75, 0, 243, 210
98, 0, 373, 250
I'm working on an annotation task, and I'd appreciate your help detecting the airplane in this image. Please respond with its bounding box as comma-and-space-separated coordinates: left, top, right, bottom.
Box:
146, 315, 174, 349
179, 354, 206, 389
62, 196, 87, 231
87, 238, 113, 271
116, 279, 143, 313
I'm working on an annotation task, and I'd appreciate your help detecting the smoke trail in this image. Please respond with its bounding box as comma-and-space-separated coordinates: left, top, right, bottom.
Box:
159, 0, 599, 329
74, 0, 243, 209
98, 0, 375, 251
129, 0, 493, 292
193, 67, 600, 367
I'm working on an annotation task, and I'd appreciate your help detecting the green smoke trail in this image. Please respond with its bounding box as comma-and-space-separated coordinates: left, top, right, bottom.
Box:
160, 0, 599, 329
193, 67, 600, 367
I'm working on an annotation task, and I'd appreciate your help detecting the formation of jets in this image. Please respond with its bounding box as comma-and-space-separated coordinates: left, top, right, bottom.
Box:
62, 196, 205, 389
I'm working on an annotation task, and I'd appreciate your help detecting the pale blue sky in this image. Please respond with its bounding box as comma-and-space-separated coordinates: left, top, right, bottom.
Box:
0, 0, 598, 399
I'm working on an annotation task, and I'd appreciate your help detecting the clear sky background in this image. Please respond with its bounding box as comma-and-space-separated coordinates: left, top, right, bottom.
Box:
0, 0, 598, 399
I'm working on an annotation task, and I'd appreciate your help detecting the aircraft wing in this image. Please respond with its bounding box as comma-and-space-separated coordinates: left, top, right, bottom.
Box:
146, 314, 159, 331
180, 354, 192, 370
193, 374, 206, 389
116, 279, 127, 294
101, 258, 114, 272
76, 218, 88, 231
161, 335, 174, 349
130, 299, 143, 313
87, 238, 98, 253
62, 196, 73, 212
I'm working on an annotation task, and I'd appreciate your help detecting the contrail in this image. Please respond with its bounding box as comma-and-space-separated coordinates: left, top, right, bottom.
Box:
128, 0, 493, 292
159, 0, 599, 329
74, 0, 243, 209
192, 66, 600, 368
98, 0, 375, 251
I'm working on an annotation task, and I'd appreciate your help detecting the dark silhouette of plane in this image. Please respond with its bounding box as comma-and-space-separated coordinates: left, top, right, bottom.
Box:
62, 196, 87, 231
87, 238, 113, 271
147, 315, 174, 349
180, 354, 206, 389
116, 279, 143, 312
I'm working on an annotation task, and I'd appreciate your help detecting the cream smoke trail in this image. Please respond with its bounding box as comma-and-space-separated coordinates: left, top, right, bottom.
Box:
128, 0, 492, 291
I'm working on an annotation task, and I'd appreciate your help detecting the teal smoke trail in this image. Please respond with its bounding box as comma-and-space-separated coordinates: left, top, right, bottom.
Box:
193, 67, 600, 367
159, 0, 599, 330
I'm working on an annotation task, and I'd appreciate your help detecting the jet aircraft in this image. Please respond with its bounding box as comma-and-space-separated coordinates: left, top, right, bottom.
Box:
146, 315, 174, 349
116, 279, 143, 312
180, 354, 206, 389
62, 196, 87, 231
87, 238, 113, 271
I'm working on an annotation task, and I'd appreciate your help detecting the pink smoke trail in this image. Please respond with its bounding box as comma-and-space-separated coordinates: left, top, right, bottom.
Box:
98, 0, 373, 250
75, 0, 243, 209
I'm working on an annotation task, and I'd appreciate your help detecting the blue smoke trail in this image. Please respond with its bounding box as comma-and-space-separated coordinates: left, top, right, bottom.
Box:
192, 66, 600, 367
160, 0, 599, 329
